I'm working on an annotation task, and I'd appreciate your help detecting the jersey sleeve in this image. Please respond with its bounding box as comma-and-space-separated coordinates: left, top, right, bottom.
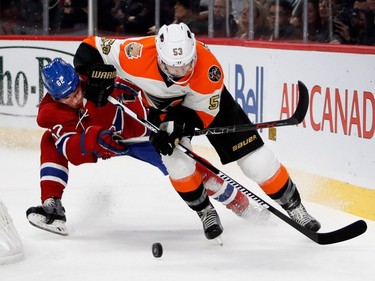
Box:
73, 36, 105, 76
37, 94, 97, 165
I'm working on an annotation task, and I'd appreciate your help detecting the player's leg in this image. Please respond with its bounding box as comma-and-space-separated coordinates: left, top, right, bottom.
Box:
26, 131, 68, 235
197, 162, 270, 223
208, 87, 320, 231
237, 146, 320, 231
162, 137, 223, 240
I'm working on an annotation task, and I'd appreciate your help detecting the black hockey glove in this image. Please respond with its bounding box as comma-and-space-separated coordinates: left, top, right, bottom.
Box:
84, 64, 116, 107
150, 121, 184, 156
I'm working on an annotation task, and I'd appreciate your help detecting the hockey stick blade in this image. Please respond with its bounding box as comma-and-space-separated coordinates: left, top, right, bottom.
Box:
313, 220, 367, 245
266, 204, 367, 245
189, 80, 309, 136
108, 96, 367, 245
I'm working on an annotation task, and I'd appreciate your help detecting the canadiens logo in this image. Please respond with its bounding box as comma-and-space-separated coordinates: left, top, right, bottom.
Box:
125, 42, 143, 59
208, 66, 221, 82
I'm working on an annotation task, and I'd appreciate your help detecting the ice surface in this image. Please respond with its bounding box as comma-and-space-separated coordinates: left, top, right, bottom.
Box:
0, 147, 374, 281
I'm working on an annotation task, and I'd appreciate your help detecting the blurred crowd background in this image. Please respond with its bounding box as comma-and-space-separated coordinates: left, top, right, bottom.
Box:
0, 0, 374, 45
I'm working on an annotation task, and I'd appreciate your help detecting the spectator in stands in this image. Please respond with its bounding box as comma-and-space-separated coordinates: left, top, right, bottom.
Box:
213, 0, 238, 37
199, 0, 245, 22
147, 0, 176, 35
59, 0, 88, 32
199, 0, 209, 12
170, 0, 207, 36
353, 0, 375, 44
97, 0, 122, 34
267, 0, 303, 41
118, 0, 155, 35
348, 8, 374, 44
199, 0, 238, 37
316, 0, 351, 43
235, 0, 270, 40
290, 0, 325, 42
48, 0, 63, 33
0, 1, 19, 34
231, 0, 246, 22
330, 0, 355, 43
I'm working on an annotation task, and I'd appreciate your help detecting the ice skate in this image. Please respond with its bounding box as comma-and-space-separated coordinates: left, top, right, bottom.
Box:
197, 203, 223, 241
286, 202, 321, 232
238, 203, 271, 224
26, 197, 68, 236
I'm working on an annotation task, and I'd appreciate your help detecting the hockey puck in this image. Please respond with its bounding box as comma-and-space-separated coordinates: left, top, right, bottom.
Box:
152, 242, 163, 258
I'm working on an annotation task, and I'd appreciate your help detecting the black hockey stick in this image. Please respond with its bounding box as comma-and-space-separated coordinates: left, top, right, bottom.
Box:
108, 96, 367, 245
174, 148, 367, 245
187, 80, 309, 137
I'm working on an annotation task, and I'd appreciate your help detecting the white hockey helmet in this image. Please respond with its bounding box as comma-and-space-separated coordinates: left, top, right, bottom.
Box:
155, 23, 197, 81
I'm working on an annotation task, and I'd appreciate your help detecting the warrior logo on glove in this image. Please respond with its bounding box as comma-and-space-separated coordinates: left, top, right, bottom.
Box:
84, 64, 116, 107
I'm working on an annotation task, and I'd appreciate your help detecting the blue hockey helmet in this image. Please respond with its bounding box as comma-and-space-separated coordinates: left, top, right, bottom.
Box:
42, 58, 79, 100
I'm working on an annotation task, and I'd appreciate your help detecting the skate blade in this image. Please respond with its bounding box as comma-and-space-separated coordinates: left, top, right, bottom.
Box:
27, 213, 68, 236
214, 236, 223, 246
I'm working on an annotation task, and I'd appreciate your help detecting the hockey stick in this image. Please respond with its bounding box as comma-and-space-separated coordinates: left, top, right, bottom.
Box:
186, 80, 310, 137
108, 96, 367, 245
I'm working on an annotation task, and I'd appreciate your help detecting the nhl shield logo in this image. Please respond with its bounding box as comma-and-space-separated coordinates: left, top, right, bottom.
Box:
208, 66, 222, 82
125, 42, 143, 59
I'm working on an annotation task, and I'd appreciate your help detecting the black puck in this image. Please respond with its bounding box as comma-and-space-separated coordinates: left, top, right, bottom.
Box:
152, 242, 163, 258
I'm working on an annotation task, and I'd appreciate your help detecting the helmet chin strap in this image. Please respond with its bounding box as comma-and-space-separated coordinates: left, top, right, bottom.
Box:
166, 68, 195, 85
157, 55, 196, 85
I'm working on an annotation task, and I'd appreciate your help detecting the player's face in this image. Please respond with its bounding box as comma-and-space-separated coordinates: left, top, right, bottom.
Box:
59, 84, 83, 109
164, 63, 193, 78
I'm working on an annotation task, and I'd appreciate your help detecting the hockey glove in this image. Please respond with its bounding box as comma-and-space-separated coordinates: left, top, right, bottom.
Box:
84, 64, 116, 107
150, 121, 184, 156
81, 126, 128, 159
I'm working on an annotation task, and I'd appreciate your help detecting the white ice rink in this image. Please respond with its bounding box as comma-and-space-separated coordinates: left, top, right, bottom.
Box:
1, 146, 374, 281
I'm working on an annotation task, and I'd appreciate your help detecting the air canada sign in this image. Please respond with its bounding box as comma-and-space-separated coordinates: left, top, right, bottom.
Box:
0, 45, 76, 118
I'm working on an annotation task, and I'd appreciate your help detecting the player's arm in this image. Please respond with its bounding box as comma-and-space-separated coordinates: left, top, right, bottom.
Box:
183, 43, 225, 128
55, 126, 128, 164
48, 122, 129, 165
38, 100, 127, 165
74, 39, 117, 107
74, 38, 105, 76
150, 105, 202, 156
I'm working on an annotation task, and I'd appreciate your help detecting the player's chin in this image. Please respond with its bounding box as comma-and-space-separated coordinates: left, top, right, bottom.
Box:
74, 101, 84, 109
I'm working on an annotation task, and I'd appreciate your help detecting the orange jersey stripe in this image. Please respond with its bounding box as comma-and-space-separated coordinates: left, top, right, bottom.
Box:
196, 110, 216, 128
82, 35, 96, 48
170, 169, 202, 193
259, 164, 289, 195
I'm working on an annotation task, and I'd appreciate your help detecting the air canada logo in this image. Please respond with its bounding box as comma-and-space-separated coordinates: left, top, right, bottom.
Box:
125, 42, 143, 59
208, 66, 221, 82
